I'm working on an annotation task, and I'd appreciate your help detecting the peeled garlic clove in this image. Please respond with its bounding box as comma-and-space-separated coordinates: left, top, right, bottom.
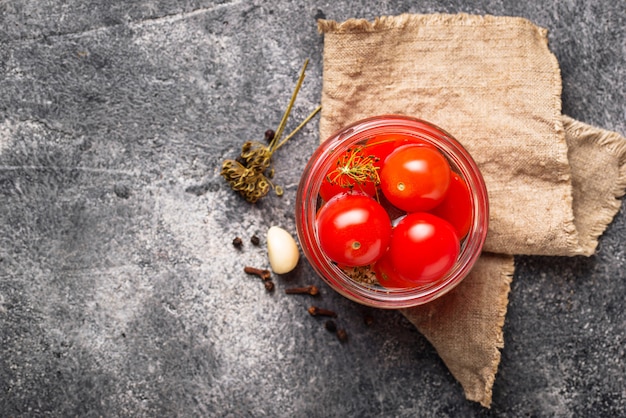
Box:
267, 226, 299, 274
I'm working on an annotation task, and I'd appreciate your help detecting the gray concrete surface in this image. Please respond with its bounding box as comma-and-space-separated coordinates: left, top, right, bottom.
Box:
0, 1, 624, 416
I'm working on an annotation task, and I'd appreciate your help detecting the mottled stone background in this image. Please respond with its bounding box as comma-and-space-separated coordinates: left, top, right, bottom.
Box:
0, 1, 624, 416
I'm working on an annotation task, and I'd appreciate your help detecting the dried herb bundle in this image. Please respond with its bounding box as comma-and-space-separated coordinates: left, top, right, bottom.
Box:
221, 59, 321, 203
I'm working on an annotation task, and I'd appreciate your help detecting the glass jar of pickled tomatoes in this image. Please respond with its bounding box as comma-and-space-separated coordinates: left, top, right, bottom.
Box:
295, 115, 489, 308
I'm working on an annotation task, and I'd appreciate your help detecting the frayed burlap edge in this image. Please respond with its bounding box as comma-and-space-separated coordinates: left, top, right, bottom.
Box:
317, 13, 546, 36
563, 115, 626, 255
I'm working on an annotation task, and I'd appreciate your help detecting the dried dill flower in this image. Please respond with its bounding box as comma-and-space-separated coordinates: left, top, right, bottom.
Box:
326, 147, 381, 190
221, 59, 321, 203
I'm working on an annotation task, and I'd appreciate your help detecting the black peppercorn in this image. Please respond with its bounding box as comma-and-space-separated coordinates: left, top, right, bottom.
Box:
264, 129, 275, 143
324, 320, 337, 333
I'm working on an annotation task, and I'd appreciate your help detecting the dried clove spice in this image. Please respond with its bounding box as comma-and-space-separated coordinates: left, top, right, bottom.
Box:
242, 266, 274, 292
285, 285, 319, 296
308, 306, 337, 318
243, 266, 271, 281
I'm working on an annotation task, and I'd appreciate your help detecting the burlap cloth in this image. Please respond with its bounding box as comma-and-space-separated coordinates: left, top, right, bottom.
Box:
317, 14, 626, 407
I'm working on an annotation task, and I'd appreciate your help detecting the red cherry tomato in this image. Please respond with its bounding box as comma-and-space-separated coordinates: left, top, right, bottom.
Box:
429, 172, 472, 238
365, 134, 434, 170
380, 145, 451, 212
319, 148, 378, 201
373, 250, 415, 289
316, 193, 392, 267
389, 212, 460, 284
365, 134, 406, 170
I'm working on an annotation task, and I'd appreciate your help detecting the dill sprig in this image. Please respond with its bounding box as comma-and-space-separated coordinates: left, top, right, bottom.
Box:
326, 146, 381, 190
221, 59, 321, 203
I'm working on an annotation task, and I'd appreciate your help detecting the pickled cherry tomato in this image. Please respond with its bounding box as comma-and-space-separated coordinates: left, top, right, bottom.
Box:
430, 172, 472, 238
373, 250, 415, 289
319, 172, 377, 201
380, 145, 451, 212
316, 193, 392, 267
389, 213, 460, 284
365, 134, 434, 170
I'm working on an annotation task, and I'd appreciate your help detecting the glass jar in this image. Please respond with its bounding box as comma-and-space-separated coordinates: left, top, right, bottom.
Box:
296, 115, 489, 308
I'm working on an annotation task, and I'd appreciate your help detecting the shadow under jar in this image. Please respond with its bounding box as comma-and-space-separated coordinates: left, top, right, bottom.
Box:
296, 115, 489, 309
